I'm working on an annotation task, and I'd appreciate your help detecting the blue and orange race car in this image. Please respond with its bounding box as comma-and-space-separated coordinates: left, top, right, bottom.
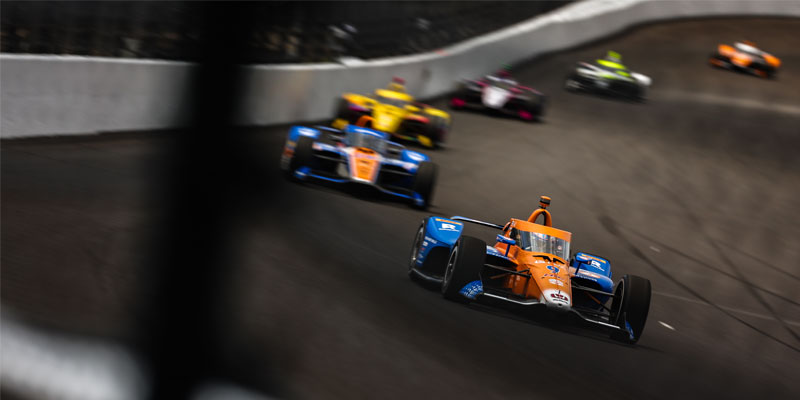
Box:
281, 117, 438, 209
408, 196, 652, 343
709, 41, 781, 79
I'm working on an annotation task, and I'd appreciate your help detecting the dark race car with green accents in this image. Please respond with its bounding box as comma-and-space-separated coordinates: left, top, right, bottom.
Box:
564, 51, 652, 101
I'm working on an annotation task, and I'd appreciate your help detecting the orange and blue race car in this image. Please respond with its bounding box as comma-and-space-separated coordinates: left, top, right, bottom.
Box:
332, 77, 451, 149
709, 41, 781, 79
281, 116, 438, 209
408, 196, 652, 343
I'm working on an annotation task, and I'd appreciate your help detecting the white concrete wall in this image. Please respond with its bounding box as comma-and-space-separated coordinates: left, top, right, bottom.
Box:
3, 0, 799, 138
1, 56, 195, 138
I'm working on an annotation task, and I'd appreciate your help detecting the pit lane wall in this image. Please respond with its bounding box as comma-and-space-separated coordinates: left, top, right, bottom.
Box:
2, 0, 799, 138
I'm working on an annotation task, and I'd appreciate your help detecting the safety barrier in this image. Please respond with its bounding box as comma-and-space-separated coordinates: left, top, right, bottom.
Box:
2, 0, 799, 138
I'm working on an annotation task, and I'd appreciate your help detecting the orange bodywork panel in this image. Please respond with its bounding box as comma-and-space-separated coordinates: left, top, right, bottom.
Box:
493, 217, 573, 301
716, 43, 781, 68
718, 44, 736, 57
528, 209, 552, 226
512, 218, 572, 242
504, 251, 572, 301
356, 115, 374, 127
349, 148, 381, 182
731, 52, 753, 67
763, 54, 781, 68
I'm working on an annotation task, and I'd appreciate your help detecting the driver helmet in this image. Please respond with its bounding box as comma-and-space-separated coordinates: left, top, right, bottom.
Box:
605, 51, 622, 63
497, 63, 512, 78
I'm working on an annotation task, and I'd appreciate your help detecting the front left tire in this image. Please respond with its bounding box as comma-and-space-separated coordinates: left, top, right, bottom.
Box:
408, 223, 425, 281
288, 135, 315, 177
441, 236, 486, 302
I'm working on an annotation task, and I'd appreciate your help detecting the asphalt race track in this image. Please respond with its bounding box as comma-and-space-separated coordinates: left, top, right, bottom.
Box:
3, 18, 800, 399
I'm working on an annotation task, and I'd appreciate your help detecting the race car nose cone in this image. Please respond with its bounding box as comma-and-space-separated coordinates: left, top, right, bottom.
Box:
541, 289, 571, 312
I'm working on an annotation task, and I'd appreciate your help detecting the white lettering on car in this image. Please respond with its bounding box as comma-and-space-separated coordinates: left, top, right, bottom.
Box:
440, 223, 459, 231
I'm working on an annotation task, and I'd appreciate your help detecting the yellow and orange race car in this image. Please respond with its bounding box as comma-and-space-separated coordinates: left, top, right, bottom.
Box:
408, 196, 652, 343
332, 78, 451, 148
709, 41, 781, 78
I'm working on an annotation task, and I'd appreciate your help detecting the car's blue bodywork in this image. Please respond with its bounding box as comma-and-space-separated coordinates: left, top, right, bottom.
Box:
412, 215, 615, 303
282, 124, 432, 206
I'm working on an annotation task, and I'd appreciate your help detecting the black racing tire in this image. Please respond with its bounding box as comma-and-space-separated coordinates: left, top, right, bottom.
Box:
535, 95, 547, 117
709, 53, 729, 69
408, 222, 426, 281
609, 274, 652, 344
523, 95, 546, 122
632, 85, 647, 102
449, 96, 465, 109
564, 73, 582, 92
412, 161, 437, 210
424, 115, 449, 147
449, 83, 470, 109
335, 98, 352, 121
441, 236, 486, 302
289, 135, 314, 173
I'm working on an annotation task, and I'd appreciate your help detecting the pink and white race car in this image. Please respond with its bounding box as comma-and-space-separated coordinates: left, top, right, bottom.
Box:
450, 71, 546, 122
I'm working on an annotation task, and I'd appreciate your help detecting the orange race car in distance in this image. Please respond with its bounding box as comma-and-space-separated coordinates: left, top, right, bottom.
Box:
408, 196, 652, 343
709, 41, 781, 78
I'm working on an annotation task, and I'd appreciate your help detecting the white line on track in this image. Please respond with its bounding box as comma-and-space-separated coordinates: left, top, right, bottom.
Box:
658, 321, 675, 331
324, 227, 800, 328
649, 246, 661, 253
658, 91, 800, 116
653, 291, 800, 327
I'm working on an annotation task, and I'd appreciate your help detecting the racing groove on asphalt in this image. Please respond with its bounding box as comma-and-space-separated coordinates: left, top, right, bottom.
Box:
2, 18, 799, 399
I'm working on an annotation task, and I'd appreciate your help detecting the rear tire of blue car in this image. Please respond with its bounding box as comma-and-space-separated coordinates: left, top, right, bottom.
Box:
610, 274, 651, 344
441, 236, 486, 303
412, 162, 437, 210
